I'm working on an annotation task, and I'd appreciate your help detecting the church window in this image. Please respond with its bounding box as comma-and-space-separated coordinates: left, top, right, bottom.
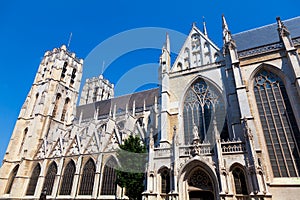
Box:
5, 165, 19, 194
42, 162, 57, 195
101, 157, 117, 195
52, 93, 61, 118
93, 87, 99, 102
41, 67, 47, 78
19, 127, 28, 154
183, 78, 226, 144
254, 69, 300, 177
101, 89, 105, 100
30, 93, 39, 117
79, 158, 96, 195
232, 167, 248, 195
188, 168, 213, 191
60, 62, 68, 80
160, 168, 170, 194
59, 160, 76, 195
70, 68, 76, 86
177, 62, 182, 70
26, 164, 41, 195
61, 98, 70, 121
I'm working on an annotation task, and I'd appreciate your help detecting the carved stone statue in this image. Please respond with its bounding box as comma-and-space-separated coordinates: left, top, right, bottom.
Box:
193, 124, 199, 140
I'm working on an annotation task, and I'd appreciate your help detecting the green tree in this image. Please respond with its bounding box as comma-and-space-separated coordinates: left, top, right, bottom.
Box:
116, 135, 147, 200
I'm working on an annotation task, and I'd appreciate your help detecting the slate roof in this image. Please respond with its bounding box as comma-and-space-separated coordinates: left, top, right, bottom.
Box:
232, 16, 300, 52
76, 88, 159, 120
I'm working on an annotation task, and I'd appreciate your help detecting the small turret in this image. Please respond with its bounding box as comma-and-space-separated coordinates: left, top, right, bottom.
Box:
160, 33, 171, 73
79, 74, 114, 105
158, 33, 171, 146
222, 14, 232, 45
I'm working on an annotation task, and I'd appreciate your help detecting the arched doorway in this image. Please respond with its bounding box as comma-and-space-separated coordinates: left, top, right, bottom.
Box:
187, 168, 215, 200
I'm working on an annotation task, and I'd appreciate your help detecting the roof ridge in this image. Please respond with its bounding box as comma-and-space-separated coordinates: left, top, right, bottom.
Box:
233, 16, 300, 36
112, 87, 159, 99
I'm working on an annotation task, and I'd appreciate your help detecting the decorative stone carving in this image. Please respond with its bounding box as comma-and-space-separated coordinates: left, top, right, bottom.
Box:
36, 141, 46, 159
238, 42, 283, 58
188, 169, 213, 191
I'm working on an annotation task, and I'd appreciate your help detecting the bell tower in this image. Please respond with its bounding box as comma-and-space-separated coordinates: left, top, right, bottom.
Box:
0, 45, 83, 197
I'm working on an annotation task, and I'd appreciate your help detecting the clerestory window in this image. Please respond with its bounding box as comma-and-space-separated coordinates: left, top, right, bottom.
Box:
254, 69, 300, 177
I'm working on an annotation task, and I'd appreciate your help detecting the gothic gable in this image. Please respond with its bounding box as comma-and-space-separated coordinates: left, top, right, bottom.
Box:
171, 25, 222, 72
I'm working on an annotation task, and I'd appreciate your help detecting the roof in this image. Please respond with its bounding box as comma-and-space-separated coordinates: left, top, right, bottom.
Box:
76, 88, 159, 120
232, 16, 300, 52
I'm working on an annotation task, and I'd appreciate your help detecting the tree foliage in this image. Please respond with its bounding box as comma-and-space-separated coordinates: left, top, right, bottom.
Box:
116, 135, 147, 200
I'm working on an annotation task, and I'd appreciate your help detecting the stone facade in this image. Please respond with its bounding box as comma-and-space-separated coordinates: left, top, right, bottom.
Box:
0, 16, 300, 200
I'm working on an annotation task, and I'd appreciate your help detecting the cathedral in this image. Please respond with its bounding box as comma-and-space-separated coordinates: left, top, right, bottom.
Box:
0, 15, 300, 200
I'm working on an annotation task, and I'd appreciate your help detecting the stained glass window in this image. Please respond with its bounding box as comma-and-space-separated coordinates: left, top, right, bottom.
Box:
79, 159, 96, 195
26, 164, 41, 195
254, 69, 300, 177
232, 167, 248, 195
42, 162, 57, 195
5, 165, 19, 194
160, 168, 170, 194
59, 160, 76, 195
101, 157, 117, 195
183, 78, 227, 144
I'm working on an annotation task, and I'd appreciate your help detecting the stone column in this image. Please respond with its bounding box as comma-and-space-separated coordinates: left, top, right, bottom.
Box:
52, 158, 64, 197
276, 17, 300, 97
71, 156, 82, 197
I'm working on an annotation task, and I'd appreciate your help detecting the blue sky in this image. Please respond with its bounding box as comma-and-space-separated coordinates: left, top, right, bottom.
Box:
0, 0, 299, 163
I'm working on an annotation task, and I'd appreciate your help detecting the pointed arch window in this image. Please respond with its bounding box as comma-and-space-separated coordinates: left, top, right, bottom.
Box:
232, 167, 248, 195
59, 160, 76, 195
79, 159, 96, 195
160, 168, 170, 194
52, 93, 61, 118
26, 164, 41, 195
254, 69, 300, 177
19, 127, 28, 154
60, 62, 68, 80
61, 98, 70, 121
42, 162, 57, 195
183, 78, 226, 144
101, 157, 117, 195
92, 87, 99, 102
70, 68, 76, 86
5, 165, 19, 194
30, 93, 39, 117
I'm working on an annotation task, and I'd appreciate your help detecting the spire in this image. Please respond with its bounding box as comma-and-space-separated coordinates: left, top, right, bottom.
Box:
203, 16, 208, 37
160, 32, 171, 73
192, 22, 196, 28
222, 14, 229, 31
165, 32, 170, 54
222, 14, 232, 44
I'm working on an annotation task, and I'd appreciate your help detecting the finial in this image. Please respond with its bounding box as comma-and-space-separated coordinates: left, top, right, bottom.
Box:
203, 16, 208, 36
192, 22, 196, 28
222, 14, 228, 30
165, 32, 170, 54
276, 16, 290, 37
222, 14, 232, 44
